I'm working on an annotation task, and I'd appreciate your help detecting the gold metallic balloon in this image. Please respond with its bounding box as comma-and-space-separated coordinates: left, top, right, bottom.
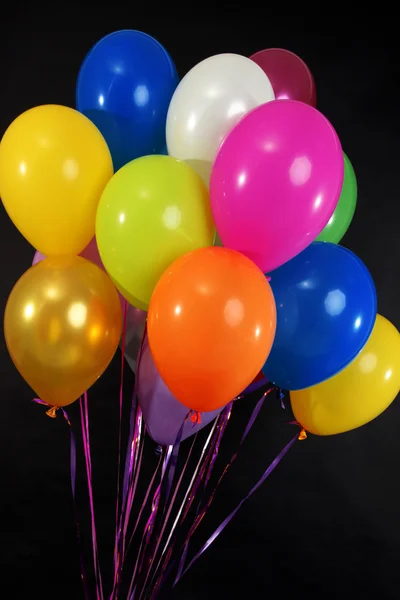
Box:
4, 256, 122, 407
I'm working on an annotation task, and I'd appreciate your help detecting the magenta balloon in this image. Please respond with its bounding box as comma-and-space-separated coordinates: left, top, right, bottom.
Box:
137, 336, 223, 446
210, 100, 344, 273
250, 48, 316, 106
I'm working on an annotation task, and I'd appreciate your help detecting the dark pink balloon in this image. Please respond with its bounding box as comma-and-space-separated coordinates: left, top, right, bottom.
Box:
250, 48, 316, 107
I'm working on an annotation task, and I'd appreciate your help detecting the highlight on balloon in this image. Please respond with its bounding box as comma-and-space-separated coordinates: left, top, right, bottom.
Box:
0, 28, 397, 600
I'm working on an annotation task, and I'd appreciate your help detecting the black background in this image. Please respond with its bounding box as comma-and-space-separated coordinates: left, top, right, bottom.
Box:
1, 7, 399, 600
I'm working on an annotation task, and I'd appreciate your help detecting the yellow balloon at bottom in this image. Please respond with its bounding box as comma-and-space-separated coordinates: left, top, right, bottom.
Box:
290, 314, 400, 435
4, 256, 122, 407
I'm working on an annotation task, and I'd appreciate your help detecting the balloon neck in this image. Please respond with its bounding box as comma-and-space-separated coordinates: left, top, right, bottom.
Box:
298, 428, 307, 441
45, 406, 59, 419
190, 411, 202, 425
289, 420, 307, 440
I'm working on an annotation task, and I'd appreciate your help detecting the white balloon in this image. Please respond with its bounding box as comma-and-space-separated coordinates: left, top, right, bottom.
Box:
166, 53, 275, 185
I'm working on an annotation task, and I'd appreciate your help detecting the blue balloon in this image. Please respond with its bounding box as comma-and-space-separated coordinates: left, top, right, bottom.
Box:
76, 30, 178, 171
263, 242, 377, 390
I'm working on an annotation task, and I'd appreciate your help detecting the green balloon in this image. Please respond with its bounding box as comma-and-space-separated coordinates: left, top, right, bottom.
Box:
316, 152, 357, 243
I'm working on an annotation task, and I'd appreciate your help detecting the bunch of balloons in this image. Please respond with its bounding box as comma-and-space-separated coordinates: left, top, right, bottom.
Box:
1, 31, 398, 443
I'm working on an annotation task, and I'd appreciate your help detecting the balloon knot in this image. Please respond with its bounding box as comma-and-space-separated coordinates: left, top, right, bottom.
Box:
298, 428, 307, 441
190, 411, 202, 425
46, 406, 59, 419
155, 445, 163, 456
289, 420, 307, 440
33, 398, 59, 419
266, 276, 271, 282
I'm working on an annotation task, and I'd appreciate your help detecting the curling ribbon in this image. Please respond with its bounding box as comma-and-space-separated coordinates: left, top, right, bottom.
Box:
32, 398, 91, 600
289, 420, 307, 440
174, 419, 304, 586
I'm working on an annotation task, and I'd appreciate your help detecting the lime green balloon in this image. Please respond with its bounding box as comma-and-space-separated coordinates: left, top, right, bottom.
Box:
316, 152, 357, 243
96, 155, 215, 310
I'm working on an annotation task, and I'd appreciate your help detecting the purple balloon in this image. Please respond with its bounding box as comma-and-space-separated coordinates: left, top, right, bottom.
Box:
137, 336, 223, 446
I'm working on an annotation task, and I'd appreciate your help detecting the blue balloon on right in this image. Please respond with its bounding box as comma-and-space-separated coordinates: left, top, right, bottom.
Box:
262, 242, 377, 390
76, 30, 178, 171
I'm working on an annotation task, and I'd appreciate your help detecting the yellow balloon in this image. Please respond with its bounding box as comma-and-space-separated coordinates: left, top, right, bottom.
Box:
4, 256, 122, 407
96, 155, 215, 310
291, 314, 400, 435
0, 105, 113, 256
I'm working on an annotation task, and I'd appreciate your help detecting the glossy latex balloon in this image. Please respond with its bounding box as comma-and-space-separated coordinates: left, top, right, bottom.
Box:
96, 155, 215, 310
4, 256, 122, 407
76, 30, 178, 171
137, 335, 223, 445
0, 105, 113, 256
291, 315, 400, 435
33, 241, 147, 373
148, 247, 276, 412
33, 237, 103, 268
262, 242, 377, 390
250, 48, 316, 106
316, 153, 357, 243
210, 100, 344, 273
166, 53, 275, 186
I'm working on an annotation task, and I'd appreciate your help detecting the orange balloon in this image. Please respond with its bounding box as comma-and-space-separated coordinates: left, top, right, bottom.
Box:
148, 247, 276, 412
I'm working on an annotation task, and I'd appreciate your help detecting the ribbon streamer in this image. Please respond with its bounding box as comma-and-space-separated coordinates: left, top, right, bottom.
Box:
149, 386, 276, 597
32, 398, 90, 600
115, 299, 128, 554
173, 387, 276, 585
126, 447, 170, 600
136, 415, 188, 600
112, 325, 147, 600
144, 434, 198, 596
149, 407, 232, 599
149, 414, 222, 596
80, 393, 104, 600
175, 430, 299, 584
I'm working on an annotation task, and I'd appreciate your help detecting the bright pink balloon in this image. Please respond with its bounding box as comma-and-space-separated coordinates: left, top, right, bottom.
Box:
210, 100, 344, 273
32, 237, 104, 268
250, 48, 316, 106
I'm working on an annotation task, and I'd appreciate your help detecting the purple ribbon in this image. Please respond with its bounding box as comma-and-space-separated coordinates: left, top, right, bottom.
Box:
148, 414, 224, 598
175, 430, 298, 584
111, 325, 147, 600
126, 447, 170, 600
144, 434, 198, 597
115, 299, 128, 552
32, 398, 90, 600
135, 415, 189, 600
173, 386, 276, 584
80, 393, 104, 600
